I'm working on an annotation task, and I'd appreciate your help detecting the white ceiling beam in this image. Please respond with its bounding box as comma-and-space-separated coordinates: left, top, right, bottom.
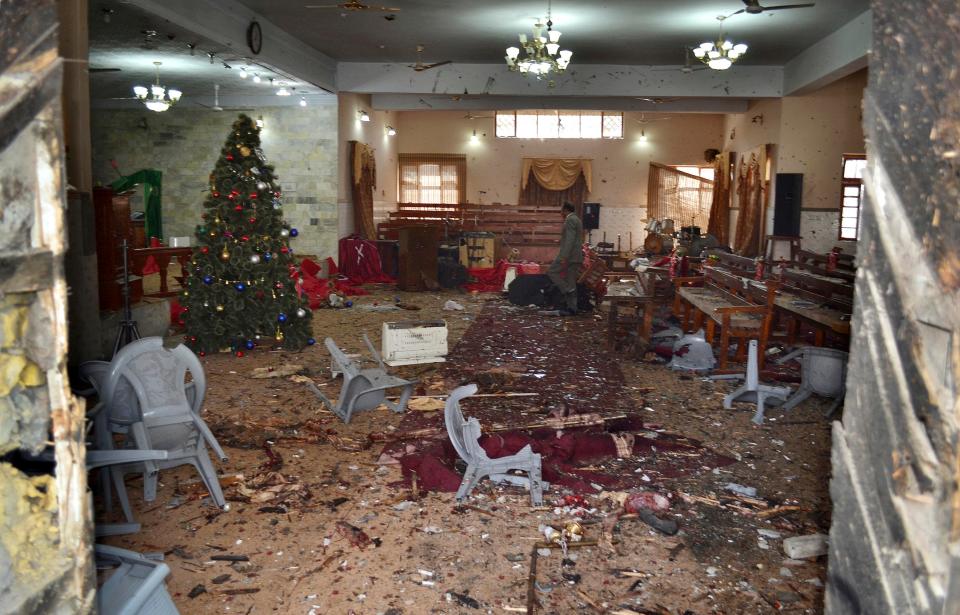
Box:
370, 94, 749, 113
337, 63, 783, 99
783, 9, 871, 96
127, 0, 336, 92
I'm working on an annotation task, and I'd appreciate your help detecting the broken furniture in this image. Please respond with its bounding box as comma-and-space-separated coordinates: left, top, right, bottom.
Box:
381, 320, 448, 366
321, 333, 416, 423
444, 384, 546, 506
673, 266, 779, 369
764, 234, 802, 264
776, 346, 849, 416
723, 340, 791, 424
100, 337, 229, 510
600, 274, 656, 358
95, 544, 179, 615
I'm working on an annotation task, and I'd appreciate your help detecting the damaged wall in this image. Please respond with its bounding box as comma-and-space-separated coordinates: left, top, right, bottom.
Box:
723, 71, 867, 255
337, 92, 398, 239
90, 104, 339, 258
0, 0, 94, 611
393, 110, 725, 245
826, 1, 960, 612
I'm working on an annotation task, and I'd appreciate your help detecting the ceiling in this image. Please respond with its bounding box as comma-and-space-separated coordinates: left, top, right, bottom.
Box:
87, 0, 869, 109
234, 0, 868, 65
88, 2, 335, 107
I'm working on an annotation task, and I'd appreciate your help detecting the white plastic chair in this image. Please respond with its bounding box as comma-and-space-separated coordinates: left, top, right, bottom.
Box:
776, 346, 848, 417
444, 384, 546, 506
101, 337, 228, 510
321, 334, 415, 423
95, 544, 179, 615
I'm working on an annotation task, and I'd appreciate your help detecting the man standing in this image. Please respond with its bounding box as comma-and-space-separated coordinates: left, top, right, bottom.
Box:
547, 202, 584, 315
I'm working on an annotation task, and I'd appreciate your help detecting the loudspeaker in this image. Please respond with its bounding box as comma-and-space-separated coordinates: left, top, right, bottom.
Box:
582, 202, 600, 230
773, 173, 803, 236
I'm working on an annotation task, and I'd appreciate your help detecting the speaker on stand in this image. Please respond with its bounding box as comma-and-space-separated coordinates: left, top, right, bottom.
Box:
582, 202, 600, 244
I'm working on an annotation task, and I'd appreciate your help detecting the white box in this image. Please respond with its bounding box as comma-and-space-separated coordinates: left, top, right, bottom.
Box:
382, 320, 448, 366
170, 236, 192, 247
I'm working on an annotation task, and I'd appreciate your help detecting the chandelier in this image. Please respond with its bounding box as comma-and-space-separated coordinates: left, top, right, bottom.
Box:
692, 16, 748, 71
133, 61, 182, 112
504, 0, 572, 82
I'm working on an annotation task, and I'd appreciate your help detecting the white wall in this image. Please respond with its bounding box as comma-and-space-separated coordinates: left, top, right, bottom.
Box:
393, 110, 725, 246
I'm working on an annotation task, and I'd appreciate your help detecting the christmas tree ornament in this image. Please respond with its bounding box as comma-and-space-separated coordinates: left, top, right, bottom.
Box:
280, 247, 289, 254
307, 338, 316, 345
201, 246, 209, 254
263, 252, 272, 262
203, 301, 209, 307
240, 145, 252, 157
277, 312, 287, 323
203, 275, 214, 285
235, 282, 246, 291
244, 340, 255, 350
280, 229, 289, 237
250, 254, 261, 264
221, 249, 230, 260
216, 304, 224, 312
297, 308, 307, 318
257, 181, 267, 190
290, 228, 299, 237
236, 350, 244, 357
249, 217, 256, 224
275, 328, 284, 341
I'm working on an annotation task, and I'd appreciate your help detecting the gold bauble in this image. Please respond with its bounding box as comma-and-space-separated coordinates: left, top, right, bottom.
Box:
215, 305, 224, 312
239, 145, 252, 157
221, 249, 230, 261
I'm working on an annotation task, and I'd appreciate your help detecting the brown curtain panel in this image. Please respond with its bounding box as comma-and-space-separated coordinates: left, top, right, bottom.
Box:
646, 162, 714, 230
706, 151, 734, 246
521, 158, 593, 192
519, 171, 588, 215
732, 150, 765, 256
350, 140, 377, 239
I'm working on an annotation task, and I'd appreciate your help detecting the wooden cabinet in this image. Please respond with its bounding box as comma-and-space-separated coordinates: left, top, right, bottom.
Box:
93, 187, 142, 311
397, 226, 439, 291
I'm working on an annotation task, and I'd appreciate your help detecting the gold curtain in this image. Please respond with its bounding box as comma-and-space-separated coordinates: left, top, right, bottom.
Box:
646, 162, 714, 230
706, 151, 735, 246
350, 141, 377, 239
732, 145, 769, 256
522, 158, 593, 192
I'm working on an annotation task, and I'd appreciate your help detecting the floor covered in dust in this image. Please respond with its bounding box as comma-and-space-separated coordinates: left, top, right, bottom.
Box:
101, 285, 834, 615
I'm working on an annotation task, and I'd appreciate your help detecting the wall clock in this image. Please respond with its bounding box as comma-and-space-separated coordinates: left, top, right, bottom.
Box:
247, 21, 262, 55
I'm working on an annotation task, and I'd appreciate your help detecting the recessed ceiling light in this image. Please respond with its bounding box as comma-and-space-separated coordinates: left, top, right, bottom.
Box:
252, 73, 261, 83
239, 67, 248, 79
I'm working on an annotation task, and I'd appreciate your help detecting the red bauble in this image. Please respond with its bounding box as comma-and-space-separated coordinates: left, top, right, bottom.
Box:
178, 319, 185, 326
235, 205, 243, 211
249, 217, 256, 224
199, 351, 206, 357
236, 350, 244, 357
280, 247, 289, 254
201, 247, 209, 254
275, 282, 283, 289
190, 336, 197, 342
249, 193, 258, 198
241, 235, 249, 242
212, 191, 220, 197
226, 154, 234, 161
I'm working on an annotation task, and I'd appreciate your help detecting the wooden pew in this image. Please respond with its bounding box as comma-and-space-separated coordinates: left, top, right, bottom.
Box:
794, 249, 856, 282
673, 266, 779, 369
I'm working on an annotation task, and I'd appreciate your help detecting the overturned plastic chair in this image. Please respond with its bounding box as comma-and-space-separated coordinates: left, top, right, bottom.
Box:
319, 334, 415, 423
776, 346, 848, 417
96, 544, 179, 615
444, 384, 546, 506
101, 337, 229, 511
723, 339, 791, 425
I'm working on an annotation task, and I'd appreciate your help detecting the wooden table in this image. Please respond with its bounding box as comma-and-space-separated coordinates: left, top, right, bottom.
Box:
774, 291, 851, 346
600, 277, 656, 358
131, 247, 192, 298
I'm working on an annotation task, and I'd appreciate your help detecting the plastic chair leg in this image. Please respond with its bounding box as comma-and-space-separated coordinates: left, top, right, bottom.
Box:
780, 386, 813, 412
194, 452, 227, 510
456, 464, 480, 502
110, 466, 137, 523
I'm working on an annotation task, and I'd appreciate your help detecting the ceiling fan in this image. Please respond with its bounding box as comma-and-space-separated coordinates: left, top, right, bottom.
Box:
653, 47, 708, 74
635, 97, 680, 105
730, 0, 815, 16
634, 113, 673, 125
409, 45, 452, 72
464, 112, 493, 120
305, 1, 400, 12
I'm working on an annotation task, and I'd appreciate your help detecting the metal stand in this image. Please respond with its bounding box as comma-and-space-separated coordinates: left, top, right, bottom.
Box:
113, 239, 141, 357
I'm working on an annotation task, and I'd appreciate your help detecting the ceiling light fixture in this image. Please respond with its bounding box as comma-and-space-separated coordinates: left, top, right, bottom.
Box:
276, 85, 291, 96
504, 0, 572, 86
239, 66, 248, 79
299, 97, 307, 107
359, 110, 370, 122
639, 129, 648, 143
252, 73, 262, 83
207, 51, 216, 65
133, 61, 182, 112
693, 16, 748, 71
386, 126, 396, 136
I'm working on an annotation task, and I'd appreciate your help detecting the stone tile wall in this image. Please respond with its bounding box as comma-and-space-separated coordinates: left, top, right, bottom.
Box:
90, 104, 339, 258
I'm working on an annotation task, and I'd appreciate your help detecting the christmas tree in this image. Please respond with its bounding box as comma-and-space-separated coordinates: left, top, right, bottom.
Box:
181, 114, 314, 356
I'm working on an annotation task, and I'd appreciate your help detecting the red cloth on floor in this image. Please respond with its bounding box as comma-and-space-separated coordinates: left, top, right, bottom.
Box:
338, 236, 394, 284
295, 257, 371, 309
463, 260, 541, 293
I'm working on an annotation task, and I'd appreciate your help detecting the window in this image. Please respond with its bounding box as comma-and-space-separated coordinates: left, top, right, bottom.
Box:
839, 154, 866, 240
398, 154, 466, 204
673, 166, 715, 181
495, 110, 623, 139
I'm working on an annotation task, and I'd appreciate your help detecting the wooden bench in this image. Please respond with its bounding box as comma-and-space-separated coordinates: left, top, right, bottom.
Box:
703, 250, 765, 279
673, 266, 779, 369
773, 268, 853, 347
794, 249, 856, 282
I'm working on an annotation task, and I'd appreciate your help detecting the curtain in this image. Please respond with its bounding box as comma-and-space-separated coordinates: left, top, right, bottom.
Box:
706, 152, 734, 246
398, 153, 467, 205
350, 141, 377, 239
111, 169, 162, 241
518, 172, 588, 214
732, 146, 768, 256
646, 163, 714, 230
522, 158, 593, 192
